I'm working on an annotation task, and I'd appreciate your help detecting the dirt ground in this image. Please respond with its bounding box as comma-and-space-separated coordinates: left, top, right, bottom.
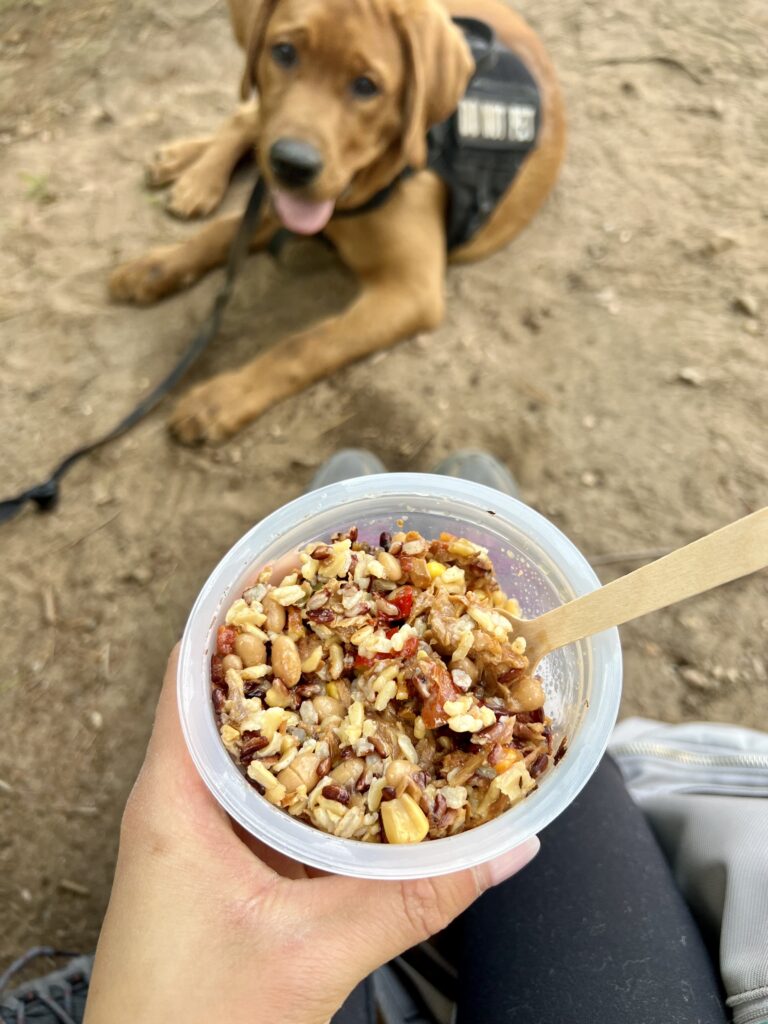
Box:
1, 0, 766, 967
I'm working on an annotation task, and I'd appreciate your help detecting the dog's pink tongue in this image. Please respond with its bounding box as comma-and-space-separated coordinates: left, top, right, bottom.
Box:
272, 190, 334, 235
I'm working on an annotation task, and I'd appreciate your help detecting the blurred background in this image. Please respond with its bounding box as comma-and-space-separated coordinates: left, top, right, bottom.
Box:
0, 0, 766, 962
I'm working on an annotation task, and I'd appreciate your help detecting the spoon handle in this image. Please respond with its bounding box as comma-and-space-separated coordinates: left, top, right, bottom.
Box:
529, 507, 768, 657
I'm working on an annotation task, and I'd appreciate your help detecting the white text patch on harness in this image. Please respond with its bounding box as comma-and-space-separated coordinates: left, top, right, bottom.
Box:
457, 98, 537, 144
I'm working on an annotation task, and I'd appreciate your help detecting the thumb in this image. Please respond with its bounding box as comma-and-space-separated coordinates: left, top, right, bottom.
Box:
319, 836, 540, 978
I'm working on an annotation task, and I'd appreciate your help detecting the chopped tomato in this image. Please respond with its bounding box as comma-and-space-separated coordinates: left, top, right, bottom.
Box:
390, 586, 414, 619
401, 636, 419, 659
211, 654, 225, 686
216, 625, 237, 656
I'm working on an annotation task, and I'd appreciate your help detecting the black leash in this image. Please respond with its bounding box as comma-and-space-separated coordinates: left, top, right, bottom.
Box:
0, 175, 266, 526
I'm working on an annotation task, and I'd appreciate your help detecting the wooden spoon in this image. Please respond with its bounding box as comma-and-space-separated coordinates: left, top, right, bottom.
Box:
498, 507, 768, 671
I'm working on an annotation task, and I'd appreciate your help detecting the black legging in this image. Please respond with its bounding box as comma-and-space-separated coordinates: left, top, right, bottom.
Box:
333, 756, 728, 1024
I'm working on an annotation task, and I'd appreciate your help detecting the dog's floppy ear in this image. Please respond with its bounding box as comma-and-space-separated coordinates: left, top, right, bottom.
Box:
239, 0, 281, 100
398, 2, 474, 168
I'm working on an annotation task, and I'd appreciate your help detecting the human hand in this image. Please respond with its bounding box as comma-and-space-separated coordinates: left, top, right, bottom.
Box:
85, 646, 539, 1024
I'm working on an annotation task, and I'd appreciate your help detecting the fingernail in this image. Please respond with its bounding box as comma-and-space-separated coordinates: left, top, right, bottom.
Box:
484, 836, 540, 889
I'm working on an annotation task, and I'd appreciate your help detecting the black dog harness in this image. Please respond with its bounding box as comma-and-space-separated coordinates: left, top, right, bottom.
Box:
431, 17, 541, 249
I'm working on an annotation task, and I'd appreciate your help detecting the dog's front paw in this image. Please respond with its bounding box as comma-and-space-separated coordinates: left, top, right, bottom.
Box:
169, 375, 245, 444
109, 247, 191, 305
145, 138, 210, 187
166, 168, 228, 219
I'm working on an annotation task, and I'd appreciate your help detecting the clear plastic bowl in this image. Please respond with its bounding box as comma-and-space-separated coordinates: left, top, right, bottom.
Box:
178, 474, 622, 879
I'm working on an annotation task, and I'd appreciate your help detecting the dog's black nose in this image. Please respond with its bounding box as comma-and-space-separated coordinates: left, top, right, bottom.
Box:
269, 138, 323, 187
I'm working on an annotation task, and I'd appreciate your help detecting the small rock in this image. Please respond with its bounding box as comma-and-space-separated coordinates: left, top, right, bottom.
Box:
596, 286, 620, 315
89, 711, 104, 730
619, 229, 633, 244
582, 414, 597, 430
679, 667, 717, 691
58, 879, 90, 897
20, 888, 33, 904
580, 470, 599, 487
522, 309, 542, 333
90, 106, 115, 126
125, 566, 152, 585
752, 657, 767, 682
676, 366, 706, 387
712, 665, 740, 684
0, 779, 13, 794
696, 232, 737, 259
732, 294, 758, 318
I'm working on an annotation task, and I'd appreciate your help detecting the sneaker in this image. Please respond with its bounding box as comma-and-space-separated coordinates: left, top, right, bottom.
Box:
431, 450, 520, 499
308, 448, 387, 490
0, 950, 93, 1024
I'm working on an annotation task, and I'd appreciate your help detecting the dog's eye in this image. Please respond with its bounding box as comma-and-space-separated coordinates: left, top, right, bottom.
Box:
351, 75, 379, 99
271, 42, 298, 68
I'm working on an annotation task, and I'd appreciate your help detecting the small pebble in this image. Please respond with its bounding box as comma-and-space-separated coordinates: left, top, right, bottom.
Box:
126, 566, 152, 585
582, 414, 597, 429
731, 294, 758, 318
676, 366, 706, 387
89, 710, 104, 730
580, 470, 599, 487
58, 879, 91, 897
0, 779, 13, 794
712, 665, 740, 684
679, 667, 716, 691
20, 888, 33, 904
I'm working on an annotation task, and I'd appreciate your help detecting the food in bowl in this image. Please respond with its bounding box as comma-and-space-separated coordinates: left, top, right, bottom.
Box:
211, 526, 561, 844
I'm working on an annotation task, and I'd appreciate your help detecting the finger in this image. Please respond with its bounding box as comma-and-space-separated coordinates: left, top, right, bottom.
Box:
309, 837, 540, 979
130, 645, 225, 813
125, 646, 280, 888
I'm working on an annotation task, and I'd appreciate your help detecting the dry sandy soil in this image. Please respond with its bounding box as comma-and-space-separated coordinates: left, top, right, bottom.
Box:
1, 0, 766, 966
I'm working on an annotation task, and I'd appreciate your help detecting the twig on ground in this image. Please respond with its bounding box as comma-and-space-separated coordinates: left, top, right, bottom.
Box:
54, 512, 121, 555
591, 55, 704, 85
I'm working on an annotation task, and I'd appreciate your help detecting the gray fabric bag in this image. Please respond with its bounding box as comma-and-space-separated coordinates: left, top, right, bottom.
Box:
609, 718, 768, 1024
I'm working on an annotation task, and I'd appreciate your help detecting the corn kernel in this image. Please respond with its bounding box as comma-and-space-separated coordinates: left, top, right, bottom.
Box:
427, 560, 446, 579
327, 682, 339, 700
494, 747, 522, 775
380, 793, 430, 844
414, 716, 426, 740
396, 684, 409, 700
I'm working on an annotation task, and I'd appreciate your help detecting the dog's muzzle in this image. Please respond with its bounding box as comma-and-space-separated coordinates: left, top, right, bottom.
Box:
269, 138, 323, 189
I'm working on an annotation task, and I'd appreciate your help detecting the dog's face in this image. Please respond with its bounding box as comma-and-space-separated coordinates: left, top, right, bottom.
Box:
241, 0, 473, 234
